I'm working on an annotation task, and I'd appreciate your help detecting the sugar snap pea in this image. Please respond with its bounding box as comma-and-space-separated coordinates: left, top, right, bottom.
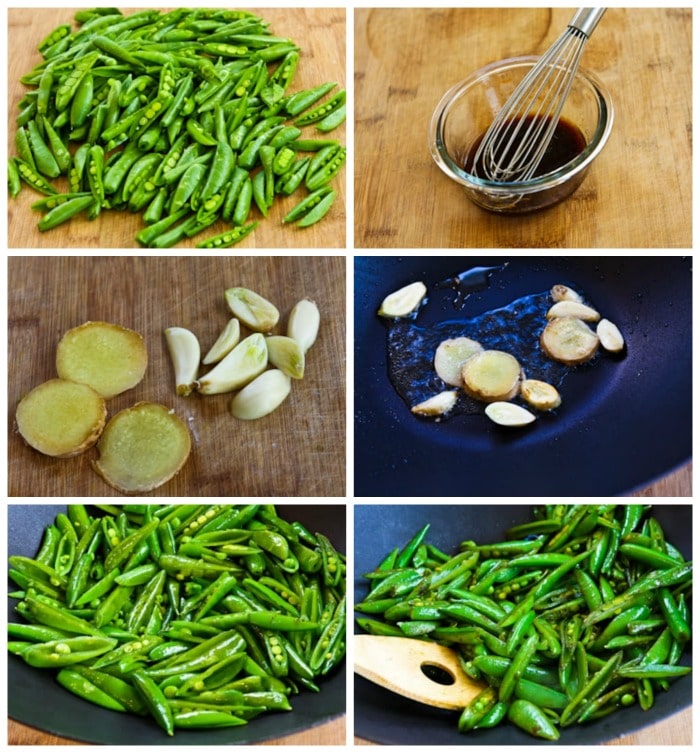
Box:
357, 504, 691, 740
8, 504, 345, 736
10, 8, 345, 246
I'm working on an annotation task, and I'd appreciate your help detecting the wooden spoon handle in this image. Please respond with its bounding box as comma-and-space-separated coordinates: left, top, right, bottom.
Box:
354, 634, 484, 709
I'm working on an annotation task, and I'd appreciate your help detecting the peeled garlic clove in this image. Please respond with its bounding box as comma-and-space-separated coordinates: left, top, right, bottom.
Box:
203, 318, 241, 365
520, 379, 561, 411
225, 287, 279, 332
266, 335, 305, 379
164, 326, 201, 397
485, 401, 536, 427
546, 300, 600, 322
597, 318, 625, 353
411, 390, 457, 416
230, 369, 292, 420
378, 281, 427, 318
550, 284, 584, 304
197, 333, 268, 394
287, 298, 320, 353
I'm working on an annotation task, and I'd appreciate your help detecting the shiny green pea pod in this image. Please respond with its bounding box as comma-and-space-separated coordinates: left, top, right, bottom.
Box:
508, 699, 560, 740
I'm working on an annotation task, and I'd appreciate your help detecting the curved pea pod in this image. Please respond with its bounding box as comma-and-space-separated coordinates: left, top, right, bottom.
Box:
294, 89, 346, 126
8, 157, 21, 197
38, 194, 96, 231
26, 120, 61, 179
54, 51, 100, 111
196, 221, 258, 249
57, 668, 129, 712
22, 635, 118, 668
131, 669, 174, 736
305, 148, 346, 192
23, 594, 105, 636
199, 139, 236, 202
316, 103, 346, 133
559, 651, 622, 726
507, 699, 560, 740
285, 82, 337, 117
283, 186, 333, 224
458, 686, 498, 732
69, 665, 147, 714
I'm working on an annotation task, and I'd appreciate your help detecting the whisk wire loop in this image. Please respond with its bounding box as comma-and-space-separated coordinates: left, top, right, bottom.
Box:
470, 8, 605, 183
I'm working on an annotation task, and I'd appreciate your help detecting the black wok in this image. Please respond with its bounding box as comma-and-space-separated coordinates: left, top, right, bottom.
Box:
8, 504, 346, 745
354, 256, 692, 496
354, 503, 692, 745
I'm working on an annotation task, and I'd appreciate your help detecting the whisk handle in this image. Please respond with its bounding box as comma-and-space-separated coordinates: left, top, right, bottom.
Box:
568, 8, 606, 38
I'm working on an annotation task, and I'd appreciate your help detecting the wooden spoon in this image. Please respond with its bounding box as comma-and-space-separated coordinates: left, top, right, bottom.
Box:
354, 634, 485, 709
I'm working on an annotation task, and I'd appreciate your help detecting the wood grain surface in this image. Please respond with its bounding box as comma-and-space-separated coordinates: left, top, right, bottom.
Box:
7, 7, 346, 249
355, 7, 691, 248
7, 256, 345, 497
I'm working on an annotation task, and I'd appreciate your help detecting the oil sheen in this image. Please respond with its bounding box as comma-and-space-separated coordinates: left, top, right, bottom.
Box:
386, 290, 577, 418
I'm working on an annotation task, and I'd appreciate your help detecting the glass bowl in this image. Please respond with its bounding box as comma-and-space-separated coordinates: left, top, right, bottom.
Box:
429, 56, 614, 213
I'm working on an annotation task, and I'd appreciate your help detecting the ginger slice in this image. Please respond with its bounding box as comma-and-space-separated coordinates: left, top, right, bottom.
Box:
540, 316, 599, 365
56, 321, 148, 398
93, 402, 191, 494
461, 349, 522, 403
16, 378, 106, 457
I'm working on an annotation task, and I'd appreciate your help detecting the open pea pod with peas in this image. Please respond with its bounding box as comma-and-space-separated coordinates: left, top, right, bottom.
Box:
356, 504, 691, 741
9, 8, 346, 246
8, 504, 345, 737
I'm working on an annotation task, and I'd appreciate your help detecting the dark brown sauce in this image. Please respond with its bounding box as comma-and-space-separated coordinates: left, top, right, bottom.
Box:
465, 115, 587, 180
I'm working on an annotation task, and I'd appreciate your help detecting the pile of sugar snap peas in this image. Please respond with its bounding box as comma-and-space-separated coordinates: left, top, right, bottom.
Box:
9, 8, 346, 247
357, 504, 691, 740
8, 504, 346, 736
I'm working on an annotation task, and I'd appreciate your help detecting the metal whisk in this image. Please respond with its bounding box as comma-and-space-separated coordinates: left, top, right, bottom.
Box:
472, 8, 606, 183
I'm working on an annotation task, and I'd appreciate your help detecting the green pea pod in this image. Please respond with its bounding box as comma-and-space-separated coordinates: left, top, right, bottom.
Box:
26, 120, 61, 178
294, 89, 346, 126
560, 651, 622, 726
69, 665, 146, 714
195, 221, 258, 249
38, 194, 95, 231
305, 148, 346, 192
131, 670, 175, 736
285, 82, 337, 117
57, 668, 128, 712
24, 595, 105, 636
458, 686, 498, 732
22, 635, 118, 667
7, 623, 73, 643
316, 103, 346, 133
508, 698, 560, 740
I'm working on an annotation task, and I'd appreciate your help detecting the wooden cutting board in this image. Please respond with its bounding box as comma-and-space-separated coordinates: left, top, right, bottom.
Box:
8, 7, 346, 249
8, 256, 345, 497
355, 7, 691, 248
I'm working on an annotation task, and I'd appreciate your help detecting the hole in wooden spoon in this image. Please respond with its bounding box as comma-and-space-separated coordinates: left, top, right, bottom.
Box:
420, 662, 456, 686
